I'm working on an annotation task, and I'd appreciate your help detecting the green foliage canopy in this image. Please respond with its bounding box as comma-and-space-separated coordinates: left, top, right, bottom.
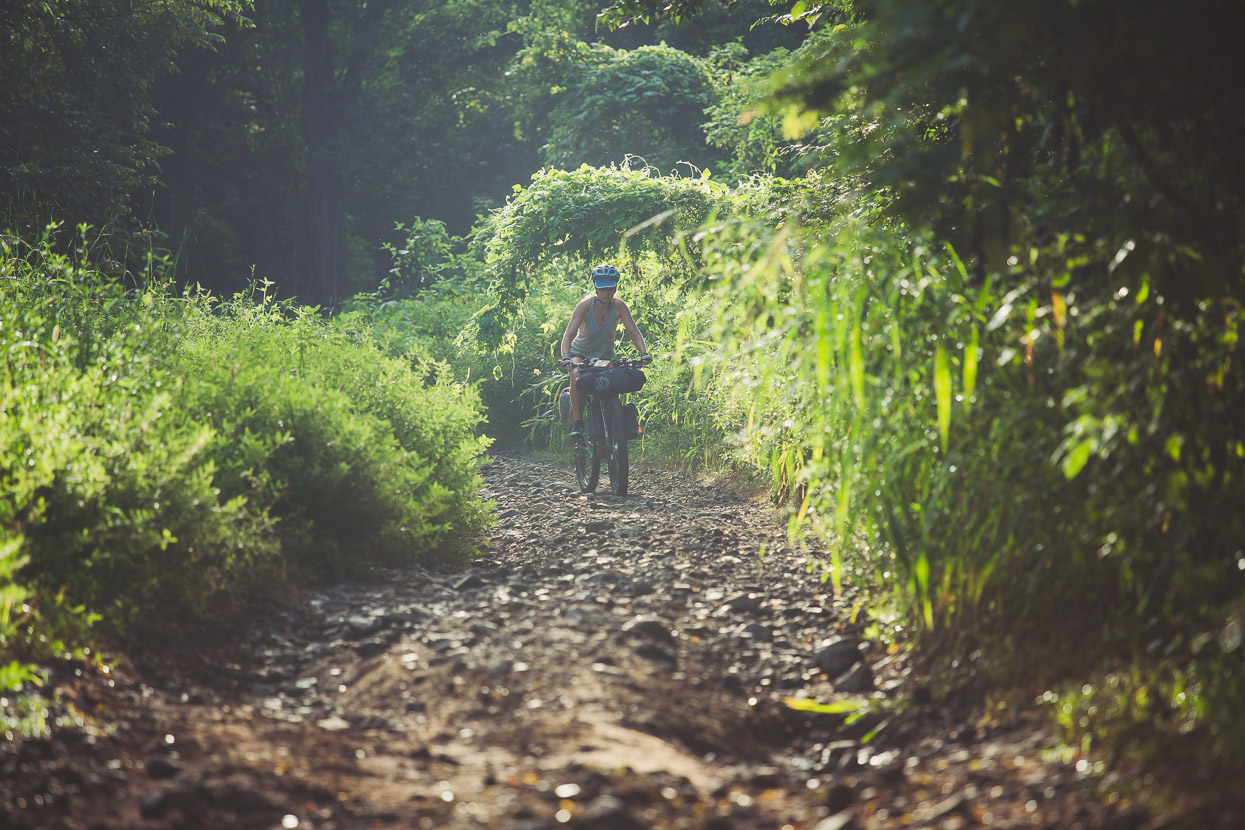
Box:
543, 43, 719, 173
700, 44, 805, 179
766, 1, 1245, 304
468, 164, 726, 350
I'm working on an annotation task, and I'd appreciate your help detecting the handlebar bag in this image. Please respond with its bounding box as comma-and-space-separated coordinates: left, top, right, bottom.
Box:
575, 366, 646, 395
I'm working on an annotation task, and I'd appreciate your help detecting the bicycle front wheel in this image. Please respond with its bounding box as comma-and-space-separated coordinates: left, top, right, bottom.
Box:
575, 435, 600, 492
604, 396, 629, 497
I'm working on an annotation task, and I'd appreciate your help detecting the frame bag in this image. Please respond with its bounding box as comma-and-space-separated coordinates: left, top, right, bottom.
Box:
586, 400, 605, 436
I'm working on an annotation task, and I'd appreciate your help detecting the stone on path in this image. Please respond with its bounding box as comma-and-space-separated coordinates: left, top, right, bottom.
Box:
814, 637, 863, 679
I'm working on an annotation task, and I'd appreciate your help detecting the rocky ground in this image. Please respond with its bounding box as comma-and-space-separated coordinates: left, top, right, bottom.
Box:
1, 451, 1221, 829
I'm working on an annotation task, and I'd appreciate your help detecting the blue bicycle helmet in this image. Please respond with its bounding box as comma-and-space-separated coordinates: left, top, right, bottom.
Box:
591, 263, 620, 289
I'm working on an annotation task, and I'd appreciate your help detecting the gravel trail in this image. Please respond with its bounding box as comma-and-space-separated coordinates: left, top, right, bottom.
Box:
2, 452, 1168, 829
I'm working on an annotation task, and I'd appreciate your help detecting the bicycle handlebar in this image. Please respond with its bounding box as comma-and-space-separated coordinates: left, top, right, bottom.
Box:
565, 356, 649, 371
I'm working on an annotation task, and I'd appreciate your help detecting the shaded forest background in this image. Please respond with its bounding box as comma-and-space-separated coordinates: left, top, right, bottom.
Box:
3, 0, 1244, 798
1, 0, 805, 304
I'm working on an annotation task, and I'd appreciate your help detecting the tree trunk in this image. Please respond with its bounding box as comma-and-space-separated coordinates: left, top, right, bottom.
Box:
296, 0, 346, 309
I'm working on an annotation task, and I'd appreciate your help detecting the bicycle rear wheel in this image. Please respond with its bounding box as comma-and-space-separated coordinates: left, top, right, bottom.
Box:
604, 396, 629, 497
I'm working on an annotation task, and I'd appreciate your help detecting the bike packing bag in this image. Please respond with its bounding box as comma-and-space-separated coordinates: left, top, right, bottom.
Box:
574, 366, 646, 395
585, 399, 605, 436
558, 387, 572, 424
623, 402, 641, 440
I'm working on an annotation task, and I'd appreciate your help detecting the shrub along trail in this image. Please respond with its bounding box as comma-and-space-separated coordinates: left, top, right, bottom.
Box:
4, 453, 1160, 829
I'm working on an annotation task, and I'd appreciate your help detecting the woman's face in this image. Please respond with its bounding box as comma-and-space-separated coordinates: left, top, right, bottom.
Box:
594, 285, 617, 301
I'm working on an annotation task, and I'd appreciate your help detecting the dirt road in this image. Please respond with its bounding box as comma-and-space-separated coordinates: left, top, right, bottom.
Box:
3, 453, 1162, 829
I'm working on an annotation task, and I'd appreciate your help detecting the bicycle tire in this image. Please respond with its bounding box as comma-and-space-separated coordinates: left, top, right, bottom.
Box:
604, 396, 629, 497
575, 435, 600, 492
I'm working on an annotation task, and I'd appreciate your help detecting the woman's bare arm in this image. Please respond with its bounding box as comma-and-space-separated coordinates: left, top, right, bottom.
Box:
560, 297, 591, 355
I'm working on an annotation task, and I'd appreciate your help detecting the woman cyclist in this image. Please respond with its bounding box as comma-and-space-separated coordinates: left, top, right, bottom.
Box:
559, 263, 652, 439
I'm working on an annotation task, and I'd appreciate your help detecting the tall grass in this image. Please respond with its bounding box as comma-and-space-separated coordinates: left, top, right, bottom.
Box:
698, 201, 1245, 767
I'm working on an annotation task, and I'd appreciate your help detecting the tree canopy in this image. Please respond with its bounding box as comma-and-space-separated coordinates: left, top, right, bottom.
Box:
0, 0, 251, 238
542, 43, 719, 172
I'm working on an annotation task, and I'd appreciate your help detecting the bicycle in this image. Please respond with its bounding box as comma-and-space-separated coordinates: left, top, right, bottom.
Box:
567, 356, 646, 497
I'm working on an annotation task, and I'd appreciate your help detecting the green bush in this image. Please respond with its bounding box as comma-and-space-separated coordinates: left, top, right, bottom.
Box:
702, 43, 805, 181
1, 232, 492, 690
345, 281, 563, 446
171, 292, 493, 578
466, 164, 724, 354
0, 235, 278, 623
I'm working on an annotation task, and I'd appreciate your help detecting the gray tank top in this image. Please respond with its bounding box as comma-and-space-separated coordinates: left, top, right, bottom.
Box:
570, 298, 619, 358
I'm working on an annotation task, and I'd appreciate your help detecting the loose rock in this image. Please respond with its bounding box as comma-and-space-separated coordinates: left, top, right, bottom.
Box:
814, 638, 863, 678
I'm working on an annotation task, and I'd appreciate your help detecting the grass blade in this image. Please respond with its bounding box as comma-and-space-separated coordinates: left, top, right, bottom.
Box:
934, 345, 951, 452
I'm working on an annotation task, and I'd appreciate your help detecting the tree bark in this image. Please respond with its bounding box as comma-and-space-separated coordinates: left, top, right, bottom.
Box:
296, 0, 346, 309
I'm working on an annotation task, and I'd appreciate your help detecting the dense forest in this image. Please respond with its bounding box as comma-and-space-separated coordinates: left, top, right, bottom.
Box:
3, 0, 1243, 803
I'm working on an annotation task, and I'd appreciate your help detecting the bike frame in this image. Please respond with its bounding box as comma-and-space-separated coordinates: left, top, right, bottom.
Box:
571, 357, 643, 497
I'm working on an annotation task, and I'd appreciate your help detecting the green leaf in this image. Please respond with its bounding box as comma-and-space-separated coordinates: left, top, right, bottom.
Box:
934, 345, 951, 452
782, 697, 868, 715
1062, 438, 1093, 480
848, 322, 865, 407
914, 551, 933, 628
1166, 434, 1183, 462
962, 327, 978, 414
